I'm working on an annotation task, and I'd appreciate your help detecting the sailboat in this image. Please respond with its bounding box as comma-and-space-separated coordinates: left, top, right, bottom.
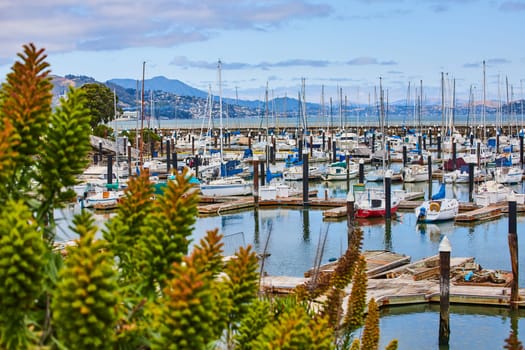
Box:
199, 60, 253, 197
415, 183, 459, 222
354, 78, 400, 218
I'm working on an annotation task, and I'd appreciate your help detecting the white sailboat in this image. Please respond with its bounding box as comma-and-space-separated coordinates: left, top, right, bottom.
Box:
199, 60, 252, 197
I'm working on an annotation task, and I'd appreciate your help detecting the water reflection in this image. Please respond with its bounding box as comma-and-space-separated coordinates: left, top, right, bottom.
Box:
376, 304, 525, 350
302, 209, 310, 241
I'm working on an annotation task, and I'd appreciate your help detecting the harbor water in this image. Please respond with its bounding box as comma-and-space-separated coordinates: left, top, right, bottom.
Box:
190, 179, 525, 349
57, 178, 525, 349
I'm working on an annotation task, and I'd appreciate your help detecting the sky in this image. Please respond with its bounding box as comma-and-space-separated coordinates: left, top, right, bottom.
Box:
1, 0, 524, 104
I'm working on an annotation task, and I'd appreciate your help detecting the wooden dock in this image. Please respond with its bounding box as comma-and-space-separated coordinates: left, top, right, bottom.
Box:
198, 194, 346, 215
455, 203, 506, 222
303, 250, 411, 279
261, 254, 525, 309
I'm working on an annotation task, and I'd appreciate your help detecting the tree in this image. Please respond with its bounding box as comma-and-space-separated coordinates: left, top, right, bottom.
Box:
80, 82, 117, 129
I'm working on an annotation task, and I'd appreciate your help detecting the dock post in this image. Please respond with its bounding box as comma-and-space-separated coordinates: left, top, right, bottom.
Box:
470, 132, 474, 146
371, 133, 375, 153
439, 236, 451, 346
346, 191, 355, 241
253, 156, 259, 206
99, 141, 103, 161
260, 161, 265, 186
422, 134, 427, 151
310, 135, 314, 157
127, 143, 132, 177
452, 140, 457, 171
359, 159, 365, 184
345, 152, 350, 192
402, 145, 407, 168
191, 136, 195, 156
496, 132, 500, 154
429, 128, 433, 147
477, 142, 481, 168
172, 152, 177, 174
508, 193, 519, 310
166, 140, 171, 173
385, 170, 392, 220
322, 131, 326, 151
387, 141, 391, 166
332, 139, 337, 163
302, 150, 309, 207
468, 162, 475, 202
428, 155, 433, 199
107, 154, 113, 185
437, 134, 442, 160
160, 137, 164, 156
272, 136, 276, 164
520, 135, 523, 169
418, 135, 422, 155
194, 154, 199, 179
298, 139, 303, 162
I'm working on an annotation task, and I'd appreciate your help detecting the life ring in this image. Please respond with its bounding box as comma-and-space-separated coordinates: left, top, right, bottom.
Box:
429, 202, 440, 212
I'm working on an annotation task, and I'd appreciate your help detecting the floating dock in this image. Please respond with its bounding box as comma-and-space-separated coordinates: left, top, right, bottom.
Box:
261, 253, 524, 309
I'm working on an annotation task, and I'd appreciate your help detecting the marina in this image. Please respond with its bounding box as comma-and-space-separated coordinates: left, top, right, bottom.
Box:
77, 118, 525, 349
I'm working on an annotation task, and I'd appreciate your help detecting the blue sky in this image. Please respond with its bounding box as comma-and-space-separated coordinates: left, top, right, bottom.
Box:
1, 0, 524, 103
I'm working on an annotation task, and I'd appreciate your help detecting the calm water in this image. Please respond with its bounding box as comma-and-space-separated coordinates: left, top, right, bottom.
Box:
189, 179, 525, 349
57, 177, 525, 349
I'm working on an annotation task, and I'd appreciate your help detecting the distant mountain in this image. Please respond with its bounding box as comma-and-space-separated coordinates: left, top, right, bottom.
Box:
108, 76, 208, 99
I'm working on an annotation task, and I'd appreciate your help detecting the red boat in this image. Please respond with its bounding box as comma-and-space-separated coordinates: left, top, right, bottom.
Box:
353, 185, 401, 219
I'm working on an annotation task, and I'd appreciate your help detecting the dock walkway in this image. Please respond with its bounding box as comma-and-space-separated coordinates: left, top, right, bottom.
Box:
261, 254, 524, 309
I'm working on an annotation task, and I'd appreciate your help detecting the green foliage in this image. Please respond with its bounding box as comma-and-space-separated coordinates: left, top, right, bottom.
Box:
36, 87, 92, 239
52, 211, 119, 350
0, 200, 46, 350
235, 299, 272, 349
80, 83, 117, 128
360, 298, 380, 350
152, 244, 217, 350
252, 300, 332, 350
343, 255, 368, 333
0, 43, 52, 201
384, 339, 399, 350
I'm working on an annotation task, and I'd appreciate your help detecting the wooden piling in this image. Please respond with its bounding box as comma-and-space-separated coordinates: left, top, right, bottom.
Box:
439, 236, 451, 346
452, 141, 457, 171
191, 136, 195, 155
107, 154, 113, 185
166, 139, 171, 172
302, 150, 309, 207
385, 171, 392, 220
508, 194, 519, 310
359, 159, 365, 184
194, 154, 199, 179
520, 135, 523, 169
468, 162, 474, 203
260, 161, 265, 186
437, 134, 442, 160
127, 144, 132, 177
172, 152, 177, 173
253, 157, 259, 206
427, 155, 432, 199
332, 139, 337, 162
402, 145, 407, 167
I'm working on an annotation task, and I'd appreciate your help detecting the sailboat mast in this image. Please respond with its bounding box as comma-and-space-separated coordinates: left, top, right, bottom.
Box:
482, 60, 486, 143
218, 59, 223, 159
140, 61, 145, 168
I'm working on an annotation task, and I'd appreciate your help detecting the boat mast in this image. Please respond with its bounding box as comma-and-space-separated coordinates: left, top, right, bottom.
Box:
218, 59, 223, 161
140, 61, 145, 168
482, 60, 486, 144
